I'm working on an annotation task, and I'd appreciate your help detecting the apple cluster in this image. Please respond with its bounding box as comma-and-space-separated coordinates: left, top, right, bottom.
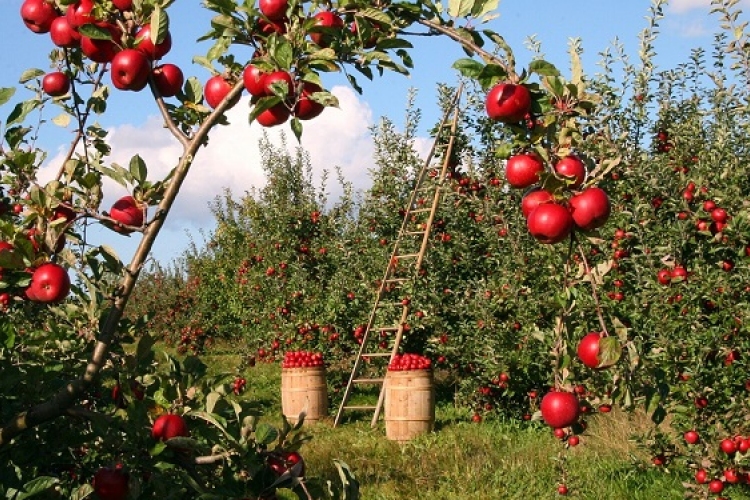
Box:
21, 0, 185, 98
281, 350, 324, 368
267, 450, 305, 477
689, 435, 750, 495
232, 376, 247, 395
484, 81, 612, 244
387, 353, 432, 371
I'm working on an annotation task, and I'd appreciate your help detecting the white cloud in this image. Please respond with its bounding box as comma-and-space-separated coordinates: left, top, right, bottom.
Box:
39, 86, 380, 262
664, 17, 710, 38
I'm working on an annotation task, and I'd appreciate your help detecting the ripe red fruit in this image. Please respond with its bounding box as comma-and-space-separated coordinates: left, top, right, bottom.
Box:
109, 196, 144, 233
49, 15, 81, 48
554, 155, 586, 187
577, 332, 604, 369
527, 203, 573, 244
93, 467, 130, 500
724, 469, 740, 484
711, 207, 728, 223
259, 0, 289, 20
657, 269, 671, 285
80, 23, 121, 63
110, 49, 151, 91
568, 435, 580, 447
151, 414, 189, 441
112, 0, 132, 11
505, 152, 544, 189
309, 11, 345, 47
27, 262, 71, 303
540, 391, 580, 428
485, 83, 531, 123
471, 413, 482, 423
703, 199, 716, 212
671, 266, 688, 281
569, 187, 611, 231
204, 75, 234, 109
294, 82, 325, 120
521, 188, 554, 219
42, 71, 70, 97
695, 468, 708, 484
135, 24, 172, 60
708, 479, 724, 494
21, 0, 58, 33
683, 430, 699, 445
720, 438, 737, 455
242, 65, 268, 97
256, 102, 291, 127
152, 64, 184, 98
66, 0, 95, 28
557, 485, 568, 495
262, 70, 294, 98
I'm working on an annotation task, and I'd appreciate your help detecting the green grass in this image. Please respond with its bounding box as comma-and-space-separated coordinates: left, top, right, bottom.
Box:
214, 360, 701, 499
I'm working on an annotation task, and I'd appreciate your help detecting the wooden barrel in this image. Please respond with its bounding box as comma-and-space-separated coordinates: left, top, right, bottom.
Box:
281, 366, 328, 425
384, 369, 435, 442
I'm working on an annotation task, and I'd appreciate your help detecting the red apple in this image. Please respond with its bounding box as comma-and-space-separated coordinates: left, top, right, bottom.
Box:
577, 332, 605, 369
540, 391, 580, 428
151, 413, 189, 441
569, 187, 611, 231
152, 63, 184, 97
109, 196, 144, 233
110, 49, 150, 91
112, 0, 133, 11
135, 24, 172, 60
243, 64, 268, 97
93, 467, 129, 500
259, 0, 289, 21
80, 23, 121, 63
49, 15, 80, 47
309, 11, 345, 47
262, 70, 294, 98
256, 102, 291, 127
204, 75, 235, 109
21, 0, 58, 34
526, 202, 573, 244
554, 155, 586, 187
521, 187, 554, 219
66, 0, 95, 29
27, 262, 71, 303
485, 82, 531, 123
293, 81, 325, 120
42, 72, 70, 97
505, 152, 544, 189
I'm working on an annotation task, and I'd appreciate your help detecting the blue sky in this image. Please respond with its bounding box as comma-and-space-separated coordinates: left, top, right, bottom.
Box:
2, 0, 748, 264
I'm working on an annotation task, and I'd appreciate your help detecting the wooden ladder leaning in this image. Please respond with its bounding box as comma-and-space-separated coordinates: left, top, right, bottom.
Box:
333, 85, 464, 428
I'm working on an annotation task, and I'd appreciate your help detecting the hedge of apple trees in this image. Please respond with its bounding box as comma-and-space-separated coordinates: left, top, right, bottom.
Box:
4, 0, 750, 497
130, 1, 750, 497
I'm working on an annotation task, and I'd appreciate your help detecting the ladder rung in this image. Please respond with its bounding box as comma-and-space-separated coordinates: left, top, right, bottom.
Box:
362, 352, 392, 357
410, 208, 432, 214
384, 278, 409, 283
373, 326, 400, 331
353, 378, 384, 384
396, 253, 419, 259
343, 405, 377, 411
404, 231, 426, 236
377, 302, 408, 308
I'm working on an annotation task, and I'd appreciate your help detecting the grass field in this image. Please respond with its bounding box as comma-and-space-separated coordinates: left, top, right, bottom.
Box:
199, 356, 703, 500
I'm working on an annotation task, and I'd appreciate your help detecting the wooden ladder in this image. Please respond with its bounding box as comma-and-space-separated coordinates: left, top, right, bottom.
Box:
333, 86, 464, 428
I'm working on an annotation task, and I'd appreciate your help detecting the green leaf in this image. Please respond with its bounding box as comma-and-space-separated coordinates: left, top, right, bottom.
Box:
290, 117, 302, 142
7, 99, 40, 126
448, 0, 475, 18
151, 6, 170, 45
98, 244, 123, 273
71, 484, 94, 500
78, 24, 114, 40
452, 58, 484, 78
597, 336, 621, 368
129, 155, 147, 183
19, 69, 45, 84
0, 87, 16, 106
206, 391, 222, 414
529, 60, 561, 77
52, 113, 71, 127
255, 422, 278, 445
18, 477, 60, 499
